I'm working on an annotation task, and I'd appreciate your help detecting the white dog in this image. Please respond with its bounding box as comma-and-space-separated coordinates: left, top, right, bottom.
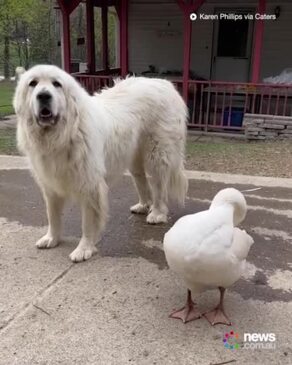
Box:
14, 65, 188, 262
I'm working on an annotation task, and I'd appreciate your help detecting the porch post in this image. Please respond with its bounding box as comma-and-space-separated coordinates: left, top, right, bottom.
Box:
251, 0, 266, 83
102, 2, 109, 71
57, 0, 82, 73
61, 11, 71, 73
182, 12, 192, 102
177, 0, 206, 102
120, 0, 128, 77
86, 0, 96, 74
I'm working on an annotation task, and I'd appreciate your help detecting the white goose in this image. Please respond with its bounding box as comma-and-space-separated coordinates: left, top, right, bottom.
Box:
163, 188, 254, 325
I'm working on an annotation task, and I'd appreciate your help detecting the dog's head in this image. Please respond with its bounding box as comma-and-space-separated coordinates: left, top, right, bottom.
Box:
14, 65, 82, 129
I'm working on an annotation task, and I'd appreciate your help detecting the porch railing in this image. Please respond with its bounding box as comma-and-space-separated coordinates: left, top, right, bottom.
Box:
75, 74, 292, 133
185, 80, 292, 132
74, 73, 115, 94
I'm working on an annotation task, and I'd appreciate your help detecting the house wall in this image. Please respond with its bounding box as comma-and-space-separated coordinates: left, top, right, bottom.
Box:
128, 0, 292, 81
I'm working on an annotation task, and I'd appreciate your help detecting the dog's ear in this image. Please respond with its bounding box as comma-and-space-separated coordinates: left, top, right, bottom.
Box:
13, 74, 27, 114
64, 76, 82, 123
66, 88, 79, 122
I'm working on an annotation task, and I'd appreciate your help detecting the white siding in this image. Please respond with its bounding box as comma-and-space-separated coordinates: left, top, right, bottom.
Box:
128, 0, 292, 81
128, 2, 183, 74
261, 3, 292, 79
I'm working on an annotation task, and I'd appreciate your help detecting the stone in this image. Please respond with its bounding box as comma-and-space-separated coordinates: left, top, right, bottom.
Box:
259, 131, 278, 136
279, 134, 292, 138
247, 135, 266, 140
247, 127, 264, 132
246, 131, 260, 136
262, 123, 285, 129
280, 128, 292, 134
252, 119, 265, 124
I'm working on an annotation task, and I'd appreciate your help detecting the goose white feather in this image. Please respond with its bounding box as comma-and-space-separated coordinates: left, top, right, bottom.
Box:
163, 188, 254, 324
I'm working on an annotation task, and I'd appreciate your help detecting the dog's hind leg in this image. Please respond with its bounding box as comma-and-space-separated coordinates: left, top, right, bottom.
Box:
70, 180, 108, 262
146, 160, 169, 224
36, 191, 65, 249
129, 151, 152, 215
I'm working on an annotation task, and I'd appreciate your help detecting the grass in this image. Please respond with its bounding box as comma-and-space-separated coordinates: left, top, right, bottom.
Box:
0, 81, 15, 118
186, 137, 292, 178
0, 129, 17, 155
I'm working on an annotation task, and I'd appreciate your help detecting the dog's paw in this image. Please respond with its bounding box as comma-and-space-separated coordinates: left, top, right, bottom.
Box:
146, 211, 168, 224
69, 245, 97, 263
36, 234, 59, 249
130, 203, 149, 215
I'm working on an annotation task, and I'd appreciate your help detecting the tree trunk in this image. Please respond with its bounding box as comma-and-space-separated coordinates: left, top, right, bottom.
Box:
24, 41, 29, 69
23, 24, 30, 69
4, 35, 10, 79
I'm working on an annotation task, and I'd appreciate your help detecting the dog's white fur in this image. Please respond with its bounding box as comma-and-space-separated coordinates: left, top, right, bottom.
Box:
14, 65, 188, 262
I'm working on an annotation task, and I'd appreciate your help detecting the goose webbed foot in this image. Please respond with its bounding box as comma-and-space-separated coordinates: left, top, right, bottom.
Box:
169, 290, 201, 323
204, 287, 231, 326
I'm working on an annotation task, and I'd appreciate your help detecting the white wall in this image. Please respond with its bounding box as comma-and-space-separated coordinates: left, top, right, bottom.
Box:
128, 0, 292, 81
128, 1, 183, 74
261, 3, 292, 78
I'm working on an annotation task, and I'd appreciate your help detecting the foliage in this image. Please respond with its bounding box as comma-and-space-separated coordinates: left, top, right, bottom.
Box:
0, 81, 15, 117
0, 1, 117, 78
0, 0, 59, 77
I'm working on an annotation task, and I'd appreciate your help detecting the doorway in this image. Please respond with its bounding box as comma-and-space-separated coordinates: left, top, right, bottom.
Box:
211, 9, 254, 82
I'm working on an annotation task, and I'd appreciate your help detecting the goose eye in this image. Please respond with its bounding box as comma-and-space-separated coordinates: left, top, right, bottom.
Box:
29, 80, 38, 87
52, 80, 62, 88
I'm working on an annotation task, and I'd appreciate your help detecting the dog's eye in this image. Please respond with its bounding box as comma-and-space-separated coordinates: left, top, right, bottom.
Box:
29, 80, 38, 87
52, 80, 62, 88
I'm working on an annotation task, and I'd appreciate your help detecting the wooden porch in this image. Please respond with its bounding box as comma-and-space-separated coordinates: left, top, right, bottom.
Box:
56, 1, 267, 90
56, 0, 292, 133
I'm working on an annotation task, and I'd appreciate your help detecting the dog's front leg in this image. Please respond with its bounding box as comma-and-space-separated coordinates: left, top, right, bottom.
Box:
36, 191, 64, 249
70, 182, 108, 263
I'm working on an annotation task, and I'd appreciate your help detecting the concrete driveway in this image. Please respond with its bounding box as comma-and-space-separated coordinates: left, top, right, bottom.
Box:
0, 156, 291, 365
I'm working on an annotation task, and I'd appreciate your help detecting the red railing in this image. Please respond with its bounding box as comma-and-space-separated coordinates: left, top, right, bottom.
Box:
74, 74, 292, 133
74, 73, 115, 94
185, 80, 292, 132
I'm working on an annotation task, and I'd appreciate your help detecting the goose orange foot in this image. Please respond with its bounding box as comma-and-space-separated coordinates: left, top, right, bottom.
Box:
169, 290, 201, 323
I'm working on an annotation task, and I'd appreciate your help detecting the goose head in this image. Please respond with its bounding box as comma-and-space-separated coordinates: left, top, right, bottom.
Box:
210, 188, 247, 226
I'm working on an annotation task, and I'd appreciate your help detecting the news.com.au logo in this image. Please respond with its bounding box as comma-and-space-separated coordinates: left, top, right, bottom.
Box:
223, 330, 276, 350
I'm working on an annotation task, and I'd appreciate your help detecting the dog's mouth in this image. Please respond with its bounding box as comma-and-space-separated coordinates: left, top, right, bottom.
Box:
37, 107, 58, 127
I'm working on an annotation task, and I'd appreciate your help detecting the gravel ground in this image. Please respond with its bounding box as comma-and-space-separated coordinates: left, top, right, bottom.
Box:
185, 135, 292, 178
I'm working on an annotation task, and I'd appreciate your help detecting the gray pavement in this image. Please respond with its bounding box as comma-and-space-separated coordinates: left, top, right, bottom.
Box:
0, 115, 17, 129
0, 158, 291, 365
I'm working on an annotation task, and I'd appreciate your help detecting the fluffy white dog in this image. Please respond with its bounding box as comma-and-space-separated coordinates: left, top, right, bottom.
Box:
14, 65, 188, 262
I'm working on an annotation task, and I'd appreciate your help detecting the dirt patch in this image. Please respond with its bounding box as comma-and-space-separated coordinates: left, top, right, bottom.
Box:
186, 135, 292, 178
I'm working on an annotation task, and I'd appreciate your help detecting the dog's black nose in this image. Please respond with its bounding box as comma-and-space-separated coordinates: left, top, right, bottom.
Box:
37, 91, 52, 103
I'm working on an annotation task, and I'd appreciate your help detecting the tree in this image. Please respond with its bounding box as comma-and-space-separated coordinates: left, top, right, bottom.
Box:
0, 0, 58, 77
0, 0, 35, 77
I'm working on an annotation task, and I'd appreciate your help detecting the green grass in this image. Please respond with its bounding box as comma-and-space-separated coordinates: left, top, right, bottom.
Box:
0, 81, 15, 118
186, 141, 241, 154
186, 139, 270, 154
0, 129, 18, 155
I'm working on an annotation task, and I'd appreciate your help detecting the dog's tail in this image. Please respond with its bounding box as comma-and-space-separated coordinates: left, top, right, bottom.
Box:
168, 165, 188, 206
